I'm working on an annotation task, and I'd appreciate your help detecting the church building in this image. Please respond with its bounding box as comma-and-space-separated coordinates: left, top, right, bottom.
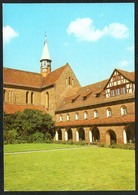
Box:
3, 36, 135, 145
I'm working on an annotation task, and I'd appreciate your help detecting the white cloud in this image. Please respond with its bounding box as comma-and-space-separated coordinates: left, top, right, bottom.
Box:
3, 25, 19, 44
116, 60, 129, 68
67, 18, 129, 42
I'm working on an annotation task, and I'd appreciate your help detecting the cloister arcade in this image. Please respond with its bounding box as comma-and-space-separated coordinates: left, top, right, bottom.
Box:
55, 123, 135, 145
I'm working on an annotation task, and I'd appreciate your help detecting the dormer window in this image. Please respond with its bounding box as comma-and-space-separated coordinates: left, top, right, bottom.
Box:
111, 89, 115, 97
116, 88, 120, 95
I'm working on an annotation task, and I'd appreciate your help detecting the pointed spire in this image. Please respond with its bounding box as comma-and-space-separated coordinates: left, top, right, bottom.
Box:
40, 34, 52, 77
40, 34, 51, 61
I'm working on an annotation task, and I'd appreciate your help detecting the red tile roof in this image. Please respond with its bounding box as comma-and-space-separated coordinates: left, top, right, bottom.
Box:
56, 85, 135, 112
56, 69, 135, 112
55, 115, 134, 127
3, 64, 68, 89
4, 102, 47, 114
116, 69, 135, 82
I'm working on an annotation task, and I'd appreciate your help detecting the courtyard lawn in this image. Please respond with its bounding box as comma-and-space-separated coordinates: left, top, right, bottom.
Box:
4, 144, 135, 191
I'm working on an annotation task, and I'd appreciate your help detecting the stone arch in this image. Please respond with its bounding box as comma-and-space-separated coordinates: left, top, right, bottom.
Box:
78, 127, 85, 141
68, 128, 73, 140
57, 129, 62, 141
106, 130, 117, 145
65, 128, 73, 141
89, 126, 100, 143
123, 123, 135, 143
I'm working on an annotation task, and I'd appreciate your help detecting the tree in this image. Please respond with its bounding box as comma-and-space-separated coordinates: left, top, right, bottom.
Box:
4, 109, 55, 143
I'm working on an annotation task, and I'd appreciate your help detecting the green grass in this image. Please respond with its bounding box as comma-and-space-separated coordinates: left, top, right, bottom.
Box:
4, 143, 135, 191
4, 143, 82, 153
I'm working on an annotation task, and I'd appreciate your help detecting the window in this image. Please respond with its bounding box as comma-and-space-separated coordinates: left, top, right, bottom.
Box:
72, 79, 74, 86
84, 111, 88, 119
26, 91, 29, 104
116, 88, 120, 95
46, 92, 49, 109
69, 77, 71, 85
75, 112, 79, 120
106, 108, 112, 117
59, 115, 63, 122
66, 114, 70, 121
121, 106, 127, 116
94, 110, 98, 118
111, 89, 115, 97
66, 78, 68, 85
121, 87, 126, 94
31, 92, 34, 104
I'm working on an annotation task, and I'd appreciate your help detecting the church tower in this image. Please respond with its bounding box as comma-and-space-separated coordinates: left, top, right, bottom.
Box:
40, 35, 52, 77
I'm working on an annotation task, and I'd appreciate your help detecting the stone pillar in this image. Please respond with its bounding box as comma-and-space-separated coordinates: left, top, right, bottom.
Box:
55, 131, 58, 141
76, 130, 79, 142
106, 131, 110, 145
72, 128, 77, 142
65, 130, 68, 141
123, 129, 127, 144
61, 128, 65, 142
83, 127, 90, 143
89, 130, 92, 143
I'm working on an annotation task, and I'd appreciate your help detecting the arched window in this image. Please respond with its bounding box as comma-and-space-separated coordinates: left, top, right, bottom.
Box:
46, 92, 49, 109
106, 107, 112, 117
121, 105, 127, 116
66, 78, 68, 85
94, 109, 98, 118
69, 77, 71, 85
75, 112, 79, 120
84, 111, 88, 119
8, 90, 11, 102
72, 79, 74, 86
26, 91, 29, 104
59, 115, 63, 122
66, 113, 70, 121
31, 92, 34, 104
11, 91, 14, 102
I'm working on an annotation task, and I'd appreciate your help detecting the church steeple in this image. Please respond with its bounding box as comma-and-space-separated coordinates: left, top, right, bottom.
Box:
40, 34, 52, 77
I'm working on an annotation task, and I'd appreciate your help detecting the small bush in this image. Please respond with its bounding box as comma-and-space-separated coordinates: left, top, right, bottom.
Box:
4, 129, 18, 144
75, 140, 87, 146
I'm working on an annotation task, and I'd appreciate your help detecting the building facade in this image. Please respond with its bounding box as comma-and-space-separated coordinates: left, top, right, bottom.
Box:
3, 37, 135, 145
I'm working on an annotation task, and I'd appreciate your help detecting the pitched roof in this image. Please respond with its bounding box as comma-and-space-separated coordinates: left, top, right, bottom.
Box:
55, 115, 134, 127
42, 64, 68, 87
3, 64, 68, 89
4, 102, 47, 114
3, 68, 43, 88
116, 69, 135, 82
56, 69, 135, 112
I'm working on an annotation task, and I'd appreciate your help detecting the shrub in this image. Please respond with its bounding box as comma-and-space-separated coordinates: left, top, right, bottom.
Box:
4, 129, 18, 144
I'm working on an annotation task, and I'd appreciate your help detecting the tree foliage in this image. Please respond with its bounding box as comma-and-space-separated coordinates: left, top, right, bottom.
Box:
4, 109, 55, 144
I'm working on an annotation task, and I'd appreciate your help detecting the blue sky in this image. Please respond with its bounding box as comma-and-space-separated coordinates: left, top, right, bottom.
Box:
3, 3, 134, 86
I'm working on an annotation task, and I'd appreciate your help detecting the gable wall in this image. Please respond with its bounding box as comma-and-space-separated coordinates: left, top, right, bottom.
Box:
55, 65, 81, 108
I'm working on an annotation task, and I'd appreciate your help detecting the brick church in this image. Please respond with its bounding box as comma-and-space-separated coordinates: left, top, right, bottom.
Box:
3, 36, 135, 145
